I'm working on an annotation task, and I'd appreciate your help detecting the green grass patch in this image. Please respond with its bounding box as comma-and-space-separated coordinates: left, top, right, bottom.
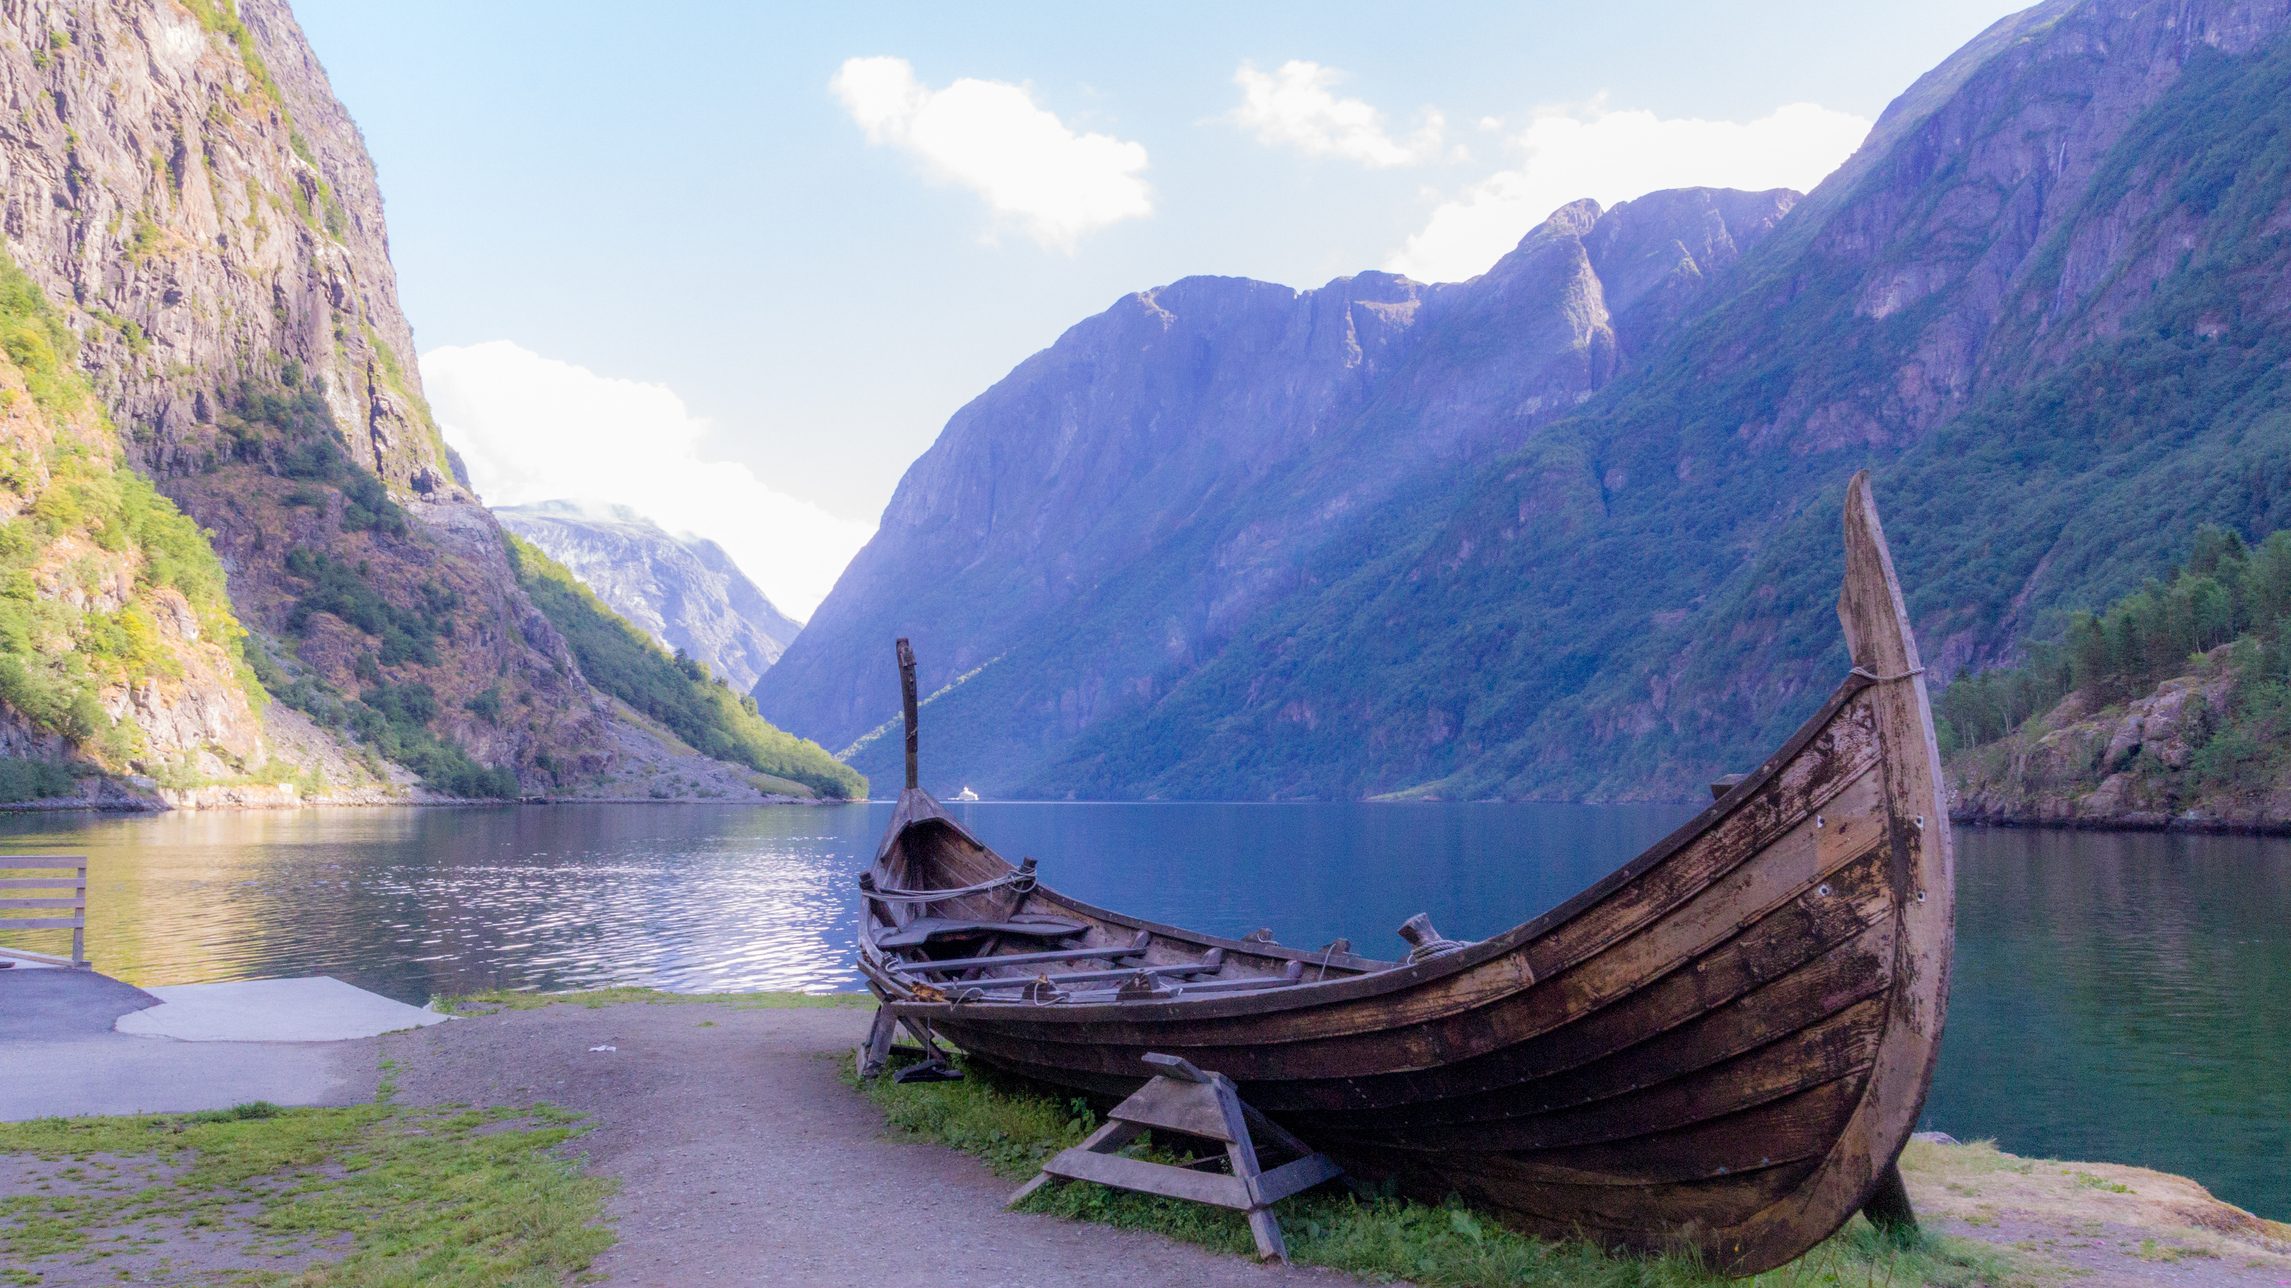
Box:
855, 1055, 2023, 1287
434, 986, 875, 1016
0, 1096, 610, 1285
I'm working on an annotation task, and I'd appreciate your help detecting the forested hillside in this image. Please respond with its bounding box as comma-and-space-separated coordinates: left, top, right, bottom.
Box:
506, 538, 861, 799
496, 502, 800, 693
1944, 528, 2291, 828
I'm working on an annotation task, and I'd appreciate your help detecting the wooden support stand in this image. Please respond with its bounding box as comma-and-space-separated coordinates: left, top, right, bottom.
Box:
855, 1003, 960, 1081
1007, 1052, 1342, 1262
1860, 1160, 1918, 1236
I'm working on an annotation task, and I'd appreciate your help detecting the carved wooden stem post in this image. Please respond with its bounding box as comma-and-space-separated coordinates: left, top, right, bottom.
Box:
896, 637, 919, 791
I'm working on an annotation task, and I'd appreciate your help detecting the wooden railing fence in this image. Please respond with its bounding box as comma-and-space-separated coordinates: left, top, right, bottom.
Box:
0, 855, 88, 968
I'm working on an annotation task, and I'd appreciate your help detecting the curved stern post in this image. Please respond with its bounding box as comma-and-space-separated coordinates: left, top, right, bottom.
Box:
1824, 471, 1958, 1242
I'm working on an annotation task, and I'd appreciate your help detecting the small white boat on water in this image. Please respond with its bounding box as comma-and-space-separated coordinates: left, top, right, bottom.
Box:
952, 785, 981, 802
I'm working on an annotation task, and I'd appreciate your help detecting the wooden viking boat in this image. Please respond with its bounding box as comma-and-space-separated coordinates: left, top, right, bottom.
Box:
857, 473, 1954, 1274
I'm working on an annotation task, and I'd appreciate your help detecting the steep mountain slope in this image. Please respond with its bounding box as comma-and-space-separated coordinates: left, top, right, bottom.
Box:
503, 536, 858, 799
757, 189, 1796, 789
0, 0, 830, 802
495, 501, 799, 692
0, 254, 289, 805
1041, 0, 2291, 800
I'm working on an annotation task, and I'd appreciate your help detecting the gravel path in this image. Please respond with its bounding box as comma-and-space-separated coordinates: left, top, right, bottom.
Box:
379, 1002, 1360, 1287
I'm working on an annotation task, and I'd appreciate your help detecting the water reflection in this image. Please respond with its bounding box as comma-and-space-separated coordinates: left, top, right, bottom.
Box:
1, 803, 2284, 1220
0, 805, 884, 999
1936, 826, 2291, 1221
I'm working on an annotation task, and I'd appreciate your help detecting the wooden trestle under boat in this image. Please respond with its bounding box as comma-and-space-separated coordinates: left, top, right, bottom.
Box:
857, 473, 1954, 1275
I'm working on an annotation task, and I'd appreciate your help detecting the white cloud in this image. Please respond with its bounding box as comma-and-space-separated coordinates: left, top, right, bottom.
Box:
1387, 101, 1870, 283
422, 341, 873, 620
830, 55, 1150, 251
1229, 60, 1445, 167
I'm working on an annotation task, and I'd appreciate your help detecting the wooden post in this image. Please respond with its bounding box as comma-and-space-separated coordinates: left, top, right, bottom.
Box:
1009, 1051, 1342, 1262
855, 1004, 899, 1079
896, 637, 919, 791
1860, 1161, 1918, 1236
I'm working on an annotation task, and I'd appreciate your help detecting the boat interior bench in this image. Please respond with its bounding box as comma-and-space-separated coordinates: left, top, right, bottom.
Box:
900, 929, 1154, 976
875, 915, 1087, 951
949, 948, 1228, 991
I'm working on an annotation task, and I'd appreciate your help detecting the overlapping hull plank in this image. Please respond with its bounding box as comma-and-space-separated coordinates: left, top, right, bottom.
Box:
858, 473, 1954, 1274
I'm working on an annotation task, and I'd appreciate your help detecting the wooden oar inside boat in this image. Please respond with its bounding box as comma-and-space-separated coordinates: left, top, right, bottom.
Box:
856, 472, 1954, 1275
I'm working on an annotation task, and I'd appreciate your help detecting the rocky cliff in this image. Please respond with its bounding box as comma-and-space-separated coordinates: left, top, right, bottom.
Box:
756, 189, 1795, 790
495, 501, 800, 693
0, 0, 818, 802
1946, 664, 2286, 829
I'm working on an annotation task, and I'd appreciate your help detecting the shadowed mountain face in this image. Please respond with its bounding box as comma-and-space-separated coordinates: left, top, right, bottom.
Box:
495, 502, 800, 692
756, 189, 1797, 787
769, 0, 2291, 802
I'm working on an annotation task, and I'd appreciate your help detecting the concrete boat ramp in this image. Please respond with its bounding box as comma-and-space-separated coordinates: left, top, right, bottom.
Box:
0, 958, 442, 1119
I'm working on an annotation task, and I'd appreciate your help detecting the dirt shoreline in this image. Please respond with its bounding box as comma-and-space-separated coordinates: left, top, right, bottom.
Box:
381, 1001, 1346, 1286
4, 997, 2287, 1285
393, 1002, 2291, 1286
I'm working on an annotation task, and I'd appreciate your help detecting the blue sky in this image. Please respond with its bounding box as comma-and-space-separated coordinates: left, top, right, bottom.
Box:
294, 0, 2029, 615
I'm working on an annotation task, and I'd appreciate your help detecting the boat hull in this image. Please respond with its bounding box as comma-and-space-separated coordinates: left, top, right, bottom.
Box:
862, 474, 1954, 1274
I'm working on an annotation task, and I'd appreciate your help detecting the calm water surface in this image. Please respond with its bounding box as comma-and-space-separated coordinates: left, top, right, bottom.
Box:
2, 802, 2284, 1220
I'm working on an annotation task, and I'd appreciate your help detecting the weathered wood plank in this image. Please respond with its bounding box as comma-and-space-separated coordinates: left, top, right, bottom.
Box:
924, 793, 1890, 1085
1042, 1148, 1255, 1209
1108, 1077, 1238, 1141
1253, 1152, 1344, 1202
1286, 911, 1894, 1132
900, 931, 1150, 975
945, 953, 1224, 991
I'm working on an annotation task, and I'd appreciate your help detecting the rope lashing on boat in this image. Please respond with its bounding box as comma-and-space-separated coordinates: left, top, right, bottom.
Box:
1397, 913, 1470, 963
1849, 665, 1926, 684
859, 868, 1038, 903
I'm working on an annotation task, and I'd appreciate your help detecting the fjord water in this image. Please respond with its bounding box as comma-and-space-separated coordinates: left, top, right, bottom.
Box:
2, 804, 2283, 1221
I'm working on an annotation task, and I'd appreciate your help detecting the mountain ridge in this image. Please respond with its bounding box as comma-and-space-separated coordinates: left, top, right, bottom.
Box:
1040, 0, 2291, 801
495, 501, 800, 693
765, 0, 2291, 804
757, 187, 1798, 790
